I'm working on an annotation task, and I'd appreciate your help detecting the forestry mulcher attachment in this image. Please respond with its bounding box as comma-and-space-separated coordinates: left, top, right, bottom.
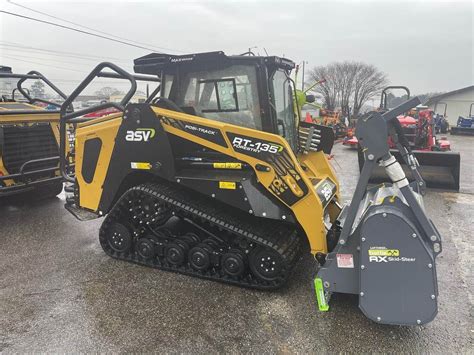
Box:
0, 66, 67, 197
60, 52, 442, 326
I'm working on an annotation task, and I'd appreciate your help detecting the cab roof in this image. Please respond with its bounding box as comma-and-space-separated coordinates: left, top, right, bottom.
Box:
134, 51, 295, 75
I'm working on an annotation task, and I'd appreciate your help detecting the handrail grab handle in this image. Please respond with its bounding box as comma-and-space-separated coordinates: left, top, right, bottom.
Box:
17, 70, 69, 105
59, 62, 138, 183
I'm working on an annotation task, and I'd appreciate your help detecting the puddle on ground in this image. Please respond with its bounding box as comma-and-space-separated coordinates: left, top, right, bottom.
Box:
442, 192, 474, 204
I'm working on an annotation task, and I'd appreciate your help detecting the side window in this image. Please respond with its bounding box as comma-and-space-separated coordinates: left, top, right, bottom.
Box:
217, 80, 237, 111
174, 65, 262, 130
183, 77, 198, 106
197, 81, 217, 110
236, 83, 250, 110
198, 79, 238, 112
272, 70, 297, 149
163, 75, 174, 98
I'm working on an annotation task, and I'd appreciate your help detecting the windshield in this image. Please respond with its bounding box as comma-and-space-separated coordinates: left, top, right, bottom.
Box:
167, 64, 262, 130
271, 70, 297, 150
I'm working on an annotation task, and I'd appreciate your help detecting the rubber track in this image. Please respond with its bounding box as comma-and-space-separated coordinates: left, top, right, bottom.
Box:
99, 182, 303, 290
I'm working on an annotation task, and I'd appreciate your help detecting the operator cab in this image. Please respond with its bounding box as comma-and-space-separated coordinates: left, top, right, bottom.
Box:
134, 51, 299, 151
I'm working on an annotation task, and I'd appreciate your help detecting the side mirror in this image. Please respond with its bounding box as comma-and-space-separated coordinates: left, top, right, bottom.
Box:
305, 94, 315, 103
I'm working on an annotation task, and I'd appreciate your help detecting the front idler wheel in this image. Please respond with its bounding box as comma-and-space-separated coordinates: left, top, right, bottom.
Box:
249, 248, 283, 281
106, 223, 132, 253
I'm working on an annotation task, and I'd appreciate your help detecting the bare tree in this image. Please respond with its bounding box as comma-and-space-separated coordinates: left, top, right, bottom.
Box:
95, 87, 123, 99
308, 61, 388, 118
30, 80, 45, 99
352, 64, 388, 117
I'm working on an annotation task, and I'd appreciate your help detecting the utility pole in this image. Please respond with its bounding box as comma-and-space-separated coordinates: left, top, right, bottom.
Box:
301, 61, 308, 91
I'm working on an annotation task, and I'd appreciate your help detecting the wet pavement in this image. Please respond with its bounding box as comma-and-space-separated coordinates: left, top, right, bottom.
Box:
1, 135, 473, 352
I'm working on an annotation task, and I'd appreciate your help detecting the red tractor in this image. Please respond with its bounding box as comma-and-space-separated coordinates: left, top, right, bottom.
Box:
354, 86, 460, 190
344, 108, 451, 151
393, 109, 451, 152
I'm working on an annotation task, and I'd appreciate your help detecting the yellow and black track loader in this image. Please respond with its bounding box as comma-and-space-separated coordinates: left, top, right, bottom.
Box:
59, 52, 442, 326
0, 66, 67, 198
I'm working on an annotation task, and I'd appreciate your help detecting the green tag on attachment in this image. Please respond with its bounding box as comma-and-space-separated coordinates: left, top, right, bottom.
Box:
314, 278, 329, 312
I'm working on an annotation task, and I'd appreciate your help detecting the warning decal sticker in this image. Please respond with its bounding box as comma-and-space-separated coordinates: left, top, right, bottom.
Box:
336, 254, 354, 268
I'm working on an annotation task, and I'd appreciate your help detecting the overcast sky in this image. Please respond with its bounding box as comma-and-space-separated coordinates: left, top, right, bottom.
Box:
1, 0, 473, 95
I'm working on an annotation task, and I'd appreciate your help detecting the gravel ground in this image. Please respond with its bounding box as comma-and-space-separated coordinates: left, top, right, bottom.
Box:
0, 135, 472, 353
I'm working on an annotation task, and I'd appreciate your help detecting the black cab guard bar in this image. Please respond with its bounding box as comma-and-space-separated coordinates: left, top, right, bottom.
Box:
59, 62, 160, 183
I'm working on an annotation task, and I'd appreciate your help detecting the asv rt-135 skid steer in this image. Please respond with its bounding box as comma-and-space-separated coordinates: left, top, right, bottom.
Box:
59, 52, 442, 326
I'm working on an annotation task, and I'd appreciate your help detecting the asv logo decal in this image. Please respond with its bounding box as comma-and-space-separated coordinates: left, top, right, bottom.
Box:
125, 128, 155, 142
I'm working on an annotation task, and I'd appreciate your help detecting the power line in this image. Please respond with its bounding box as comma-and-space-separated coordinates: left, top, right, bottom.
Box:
0, 10, 164, 52
6, 1, 182, 53
0, 45, 131, 66
0, 41, 130, 61
1, 54, 88, 73
50, 79, 140, 85
0, 50, 117, 68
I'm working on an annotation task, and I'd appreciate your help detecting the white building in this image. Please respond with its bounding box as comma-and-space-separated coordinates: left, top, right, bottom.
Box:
0, 66, 16, 97
425, 85, 474, 125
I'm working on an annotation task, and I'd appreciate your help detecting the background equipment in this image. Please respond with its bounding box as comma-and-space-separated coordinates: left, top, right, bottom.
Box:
296, 78, 347, 139
58, 52, 442, 325
433, 102, 449, 133
0, 66, 67, 197
342, 127, 358, 149
358, 86, 460, 191
450, 103, 474, 135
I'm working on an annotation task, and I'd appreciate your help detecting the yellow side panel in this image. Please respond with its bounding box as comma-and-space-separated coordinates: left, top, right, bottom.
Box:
75, 117, 122, 211
298, 151, 340, 197
153, 107, 339, 254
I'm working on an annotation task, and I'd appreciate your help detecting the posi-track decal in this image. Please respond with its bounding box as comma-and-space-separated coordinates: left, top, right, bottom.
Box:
160, 117, 227, 147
